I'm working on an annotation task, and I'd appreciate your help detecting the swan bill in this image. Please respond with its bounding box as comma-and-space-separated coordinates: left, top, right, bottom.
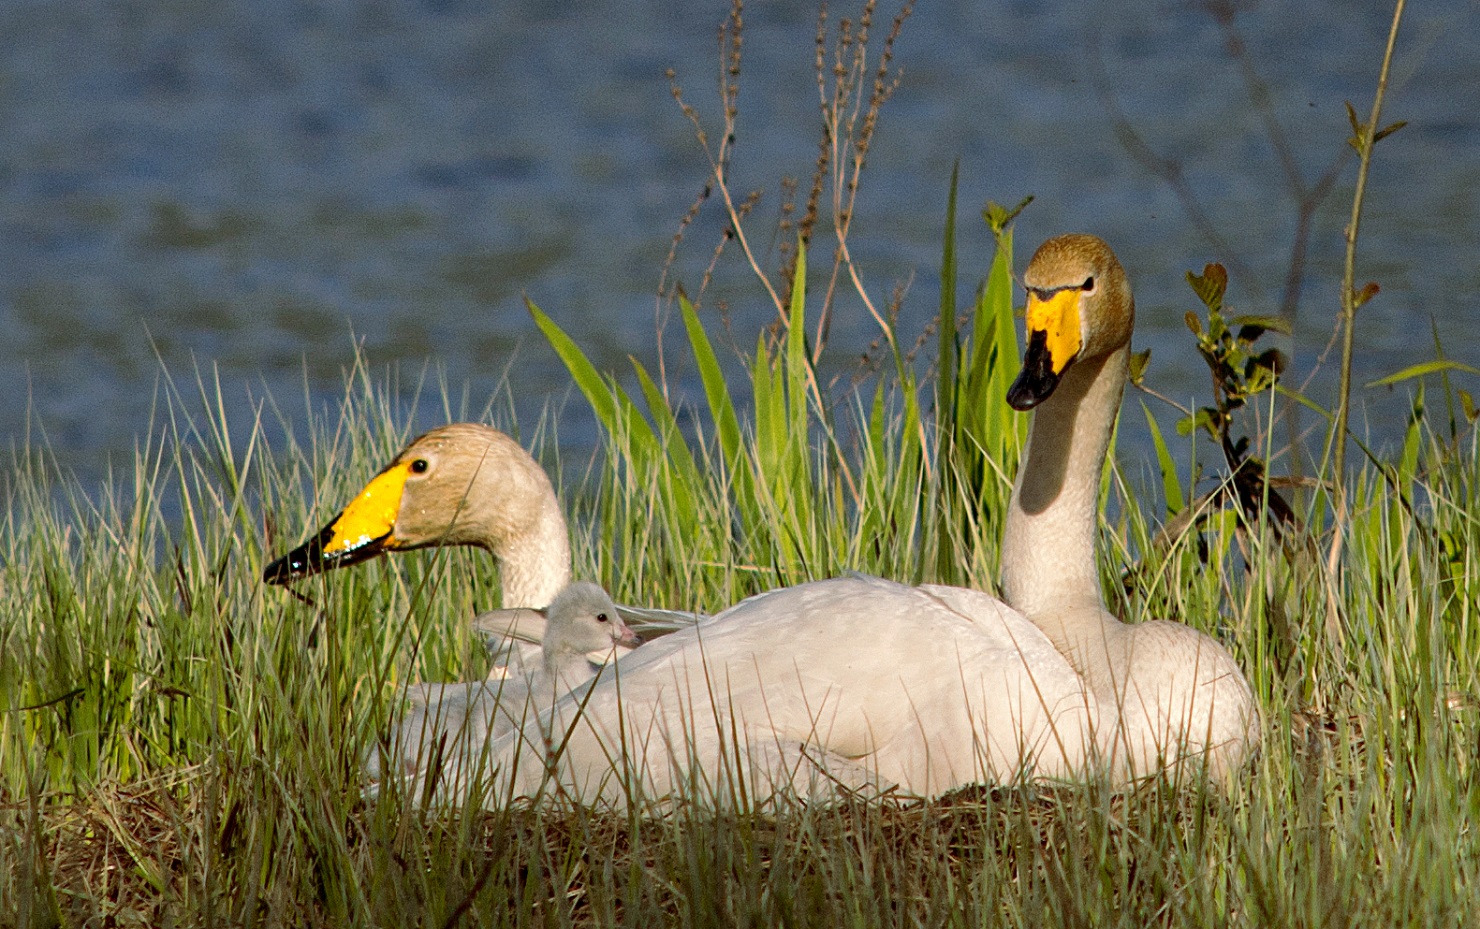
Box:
262, 461, 413, 584
262, 522, 395, 583
1007, 288, 1082, 411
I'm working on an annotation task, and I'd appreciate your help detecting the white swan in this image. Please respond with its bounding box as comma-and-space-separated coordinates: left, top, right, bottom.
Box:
439, 234, 1257, 808
370, 582, 641, 790
261, 423, 699, 668
1001, 233, 1258, 780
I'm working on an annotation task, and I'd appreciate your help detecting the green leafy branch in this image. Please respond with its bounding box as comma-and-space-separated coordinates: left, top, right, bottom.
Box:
1135, 263, 1298, 561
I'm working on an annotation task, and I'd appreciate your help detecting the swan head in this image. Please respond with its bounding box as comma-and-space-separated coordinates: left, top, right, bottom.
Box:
1007, 234, 1134, 411
541, 582, 642, 657
263, 423, 563, 584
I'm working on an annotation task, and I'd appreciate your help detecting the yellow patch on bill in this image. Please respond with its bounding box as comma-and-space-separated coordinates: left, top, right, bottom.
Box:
323, 461, 410, 553
1026, 289, 1082, 375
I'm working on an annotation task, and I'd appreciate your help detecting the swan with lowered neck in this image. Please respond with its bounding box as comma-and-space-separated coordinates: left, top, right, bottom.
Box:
1002, 233, 1257, 779
264, 423, 573, 608
262, 423, 698, 667
449, 234, 1256, 808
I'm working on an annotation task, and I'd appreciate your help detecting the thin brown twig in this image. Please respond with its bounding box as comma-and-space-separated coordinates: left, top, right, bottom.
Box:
661, 0, 913, 411
1333, 0, 1406, 483
811, 1, 912, 362
1088, 30, 1254, 290
1327, 0, 1407, 645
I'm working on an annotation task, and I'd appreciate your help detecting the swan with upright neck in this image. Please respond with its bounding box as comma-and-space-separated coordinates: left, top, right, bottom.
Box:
1002, 233, 1257, 779
452, 234, 1256, 808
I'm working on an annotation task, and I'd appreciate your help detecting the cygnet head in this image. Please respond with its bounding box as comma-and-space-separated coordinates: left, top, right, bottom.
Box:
1007, 234, 1135, 411
542, 582, 641, 659
263, 423, 568, 600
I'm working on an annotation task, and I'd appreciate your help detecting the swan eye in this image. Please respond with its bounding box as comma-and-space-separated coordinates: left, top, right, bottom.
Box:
596, 612, 609, 623
409, 458, 429, 474
1081, 276, 1095, 292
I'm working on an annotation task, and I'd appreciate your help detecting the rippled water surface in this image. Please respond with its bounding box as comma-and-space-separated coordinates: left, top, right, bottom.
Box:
3, 0, 1476, 488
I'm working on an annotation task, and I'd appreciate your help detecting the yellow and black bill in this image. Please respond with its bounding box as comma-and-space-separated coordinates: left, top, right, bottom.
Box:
261, 520, 391, 584
262, 462, 411, 585
1006, 288, 1082, 411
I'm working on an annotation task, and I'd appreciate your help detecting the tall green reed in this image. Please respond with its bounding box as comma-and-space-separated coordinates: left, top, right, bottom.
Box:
533, 175, 1031, 616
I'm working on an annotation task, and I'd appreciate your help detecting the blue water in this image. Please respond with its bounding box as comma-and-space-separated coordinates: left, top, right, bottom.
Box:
2, 0, 1475, 490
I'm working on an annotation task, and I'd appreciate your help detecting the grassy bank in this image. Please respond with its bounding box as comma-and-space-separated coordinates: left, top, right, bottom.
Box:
3, 214, 1478, 924
8, 1, 1480, 924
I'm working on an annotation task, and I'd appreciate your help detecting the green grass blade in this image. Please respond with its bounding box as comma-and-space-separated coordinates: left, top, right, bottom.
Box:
785, 240, 811, 448
938, 161, 960, 432
528, 298, 660, 463
679, 293, 743, 471
631, 357, 702, 494
1367, 359, 1480, 387
528, 298, 619, 433
1398, 385, 1423, 497
1142, 401, 1185, 515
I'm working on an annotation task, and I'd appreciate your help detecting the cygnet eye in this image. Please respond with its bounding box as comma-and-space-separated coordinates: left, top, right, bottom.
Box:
1081, 276, 1096, 292
596, 612, 609, 623
409, 458, 430, 474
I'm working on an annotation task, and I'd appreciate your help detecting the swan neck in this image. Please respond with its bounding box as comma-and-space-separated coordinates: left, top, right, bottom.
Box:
542, 648, 591, 690
1002, 345, 1128, 637
494, 495, 572, 608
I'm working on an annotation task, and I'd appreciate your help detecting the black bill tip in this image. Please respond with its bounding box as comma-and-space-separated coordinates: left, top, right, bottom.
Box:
1007, 328, 1068, 411
262, 524, 388, 585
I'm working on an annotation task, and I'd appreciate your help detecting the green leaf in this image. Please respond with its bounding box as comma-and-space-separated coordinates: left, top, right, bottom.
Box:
529, 299, 617, 429
530, 301, 648, 441
752, 332, 784, 476
1176, 408, 1216, 439
1206, 312, 1229, 343
1367, 360, 1480, 388
1184, 311, 1203, 337
964, 225, 1020, 464
1398, 385, 1423, 494
938, 161, 959, 434
1185, 263, 1227, 313
868, 379, 888, 471
1460, 389, 1478, 424
786, 239, 811, 446
529, 298, 660, 467
1232, 314, 1292, 339
679, 292, 743, 472
1373, 120, 1407, 143
631, 357, 701, 490
1142, 401, 1184, 515
1275, 384, 1333, 420
1128, 348, 1151, 387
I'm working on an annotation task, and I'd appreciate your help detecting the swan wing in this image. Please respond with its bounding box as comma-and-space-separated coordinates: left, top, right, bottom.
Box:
615, 603, 706, 637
